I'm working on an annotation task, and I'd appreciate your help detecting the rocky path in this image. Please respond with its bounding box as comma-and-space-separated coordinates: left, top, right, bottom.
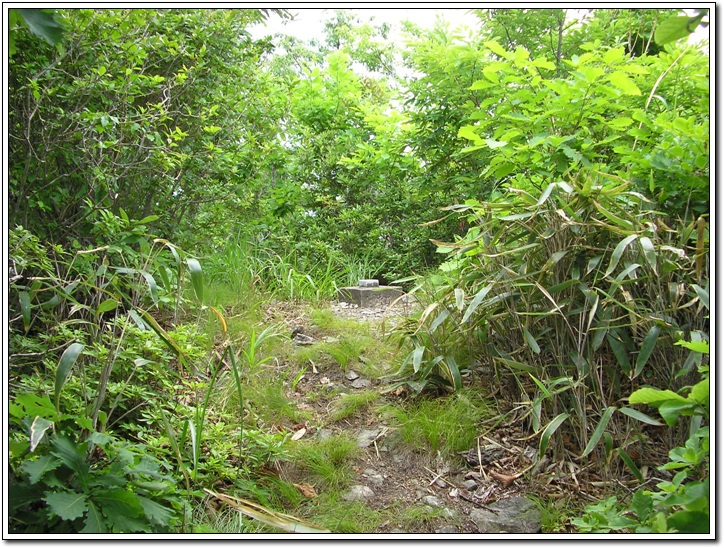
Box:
267, 299, 549, 535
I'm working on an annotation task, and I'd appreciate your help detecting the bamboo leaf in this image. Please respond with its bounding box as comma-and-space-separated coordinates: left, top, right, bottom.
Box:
461, 284, 493, 323
206, 306, 228, 336
605, 235, 637, 277
205, 489, 330, 533
20, 291, 31, 332
638, 237, 657, 274
691, 284, 709, 310
140, 310, 183, 358
54, 343, 84, 414
186, 258, 204, 304
580, 406, 615, 458
496, 357, 537, 373
618, 447, 644, 482
539, 413, 569, 459
138, 270, 159, 305
412, 346, 425, 373
634, 324, 661, 378
96, 298, 119, 316
442, 355, 462, 391
629, 387, 688, 405
618, 406, 663, 426
454, 288, 465, 312
606, 334, 631, 375
522, 326, 541, 354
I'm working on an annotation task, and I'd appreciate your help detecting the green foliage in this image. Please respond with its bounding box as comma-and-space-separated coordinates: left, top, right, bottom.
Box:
573, 339, 709, 533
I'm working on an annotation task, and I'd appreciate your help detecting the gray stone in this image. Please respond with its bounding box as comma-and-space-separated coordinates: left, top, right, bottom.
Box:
345, 370, 360, 381
435, 525, 460, 534
469, 496, 541, 534
463, 479, 478, 491
422, 495, 444, 508
342, 485, 375, 502
337, 285, 404, 308
367, 474, 385, 487
316, 428, 334, 440
351, 378, 372, 389
356, 429, 381, 447
359, 279, 380, 288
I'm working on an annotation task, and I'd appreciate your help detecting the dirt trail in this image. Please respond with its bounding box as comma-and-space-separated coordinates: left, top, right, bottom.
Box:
262, 300, 564, 534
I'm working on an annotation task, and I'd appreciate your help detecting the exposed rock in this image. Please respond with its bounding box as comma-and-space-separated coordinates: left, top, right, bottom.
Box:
458, 445, 507, 467
469, 496, 541, 534
367, 474, 385, 487
351, 378, 372, 389
342, 485, 375, 502
463, 479, 478, 491
422, 495, 444, 508
345, 370, 360, 381
316, 428, 334, 440
436, 525, 460, 534
356, 429, 381, 447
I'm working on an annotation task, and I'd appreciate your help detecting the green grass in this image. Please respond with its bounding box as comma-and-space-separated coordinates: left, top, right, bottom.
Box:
301, 495, 386, 533
289, 434, 359, 491
382, 388, 492, 458
329, 390, 380, 421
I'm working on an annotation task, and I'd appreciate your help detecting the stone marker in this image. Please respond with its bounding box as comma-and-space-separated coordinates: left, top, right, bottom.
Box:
469, 496, 541, 534
338, 279, 404, 308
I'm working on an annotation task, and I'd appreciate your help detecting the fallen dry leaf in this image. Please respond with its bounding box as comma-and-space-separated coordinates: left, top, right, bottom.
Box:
489, 470, 518, 488
291, 428, 307, 441
294, 483, 318, 498
320, 376, 330, 385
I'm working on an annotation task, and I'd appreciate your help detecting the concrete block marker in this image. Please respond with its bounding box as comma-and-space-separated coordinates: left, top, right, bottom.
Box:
337, 279, 404, 308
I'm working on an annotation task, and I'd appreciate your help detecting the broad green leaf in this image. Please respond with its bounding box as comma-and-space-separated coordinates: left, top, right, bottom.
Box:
638, 237, 657, 274
629, 388, 688, 405
95, 489, 146, 532
617, 448, 644, 482
655, 15, 703, 45
618, 406, 662, 426
458, 126, 481, 143
137, 214, 159, 224
43, 491, 88, 521
81, 501, 108, 533
607, 71, 641, 96
687, 379, 709, 405
666, 510, 709, 534
675, 340, 709, 354
605, 235, 638, 277
607, 117, 633, 129
96, 298, 118, 316
20, 291, 31, 331
21, 454, 61, 484
539, 413, 569, 459
16, 9, 65, 46
54, 343, 84, 414
30, 416, 54, 452
138, 496, 174, 527
580, 406, 615, 458
461, 284, 493, 323
485, 138, 508, 149
522, 326, 540, 354
634, 324, 661, 378
658, 400, 697, 426
186, 258, 204, 304
51, 436, 90, 490
485, 41, 511, 59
